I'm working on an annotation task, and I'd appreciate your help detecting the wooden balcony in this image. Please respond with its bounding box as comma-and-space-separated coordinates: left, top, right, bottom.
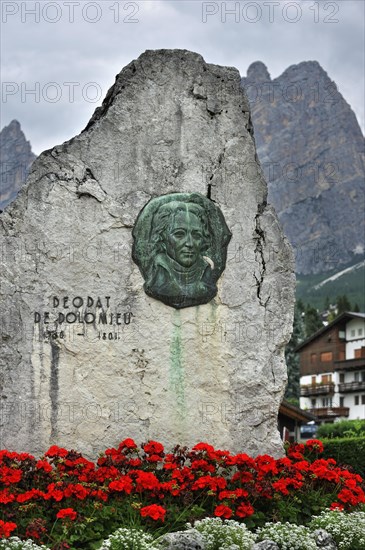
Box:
334, 357, 365, 370
308, 407, 349, 420
338, 381, 365, 393
300, 383, 335, 396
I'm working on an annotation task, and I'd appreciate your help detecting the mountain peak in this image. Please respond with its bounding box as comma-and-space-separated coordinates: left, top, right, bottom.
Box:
9, 119, 21, 129
246, 61, 271, 82
0, 121, 36, 212
280, 60, 330, 81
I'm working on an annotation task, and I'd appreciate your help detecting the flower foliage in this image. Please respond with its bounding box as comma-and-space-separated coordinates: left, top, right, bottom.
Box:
191, 517, 256, 550
98, 527, 159, 550
0, 538, 50, 550
256, 521, 318, 550
309, 509, 365, 550
0, 439, 364, 548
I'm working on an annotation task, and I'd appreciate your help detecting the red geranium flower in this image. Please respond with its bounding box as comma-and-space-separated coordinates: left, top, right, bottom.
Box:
146, 454, 164, 463
56, 508, 77, 521
45, 445, 68, 458
45, 483, 64, 502
143, 441, 164, 455
306, 439, 324, 453
214, 504, 233, 518
0, 489, 15, 504
134, 470, 160, 491
140, 504, 166, 521
118, 438, 138, 450
236, 502, 254, 518
63, 483, 89, 500
0, 520, 17, 538
36, 460, 52, 473
0, 466, 22, 485
109, 475, 133, 494
192, 442, 218, 460
16, 489, 43, 503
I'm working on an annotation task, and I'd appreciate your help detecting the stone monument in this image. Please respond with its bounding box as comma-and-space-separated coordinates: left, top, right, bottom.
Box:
0, 50, 295, 458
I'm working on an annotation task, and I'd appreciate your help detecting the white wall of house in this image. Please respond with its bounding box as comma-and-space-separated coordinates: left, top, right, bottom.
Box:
300, 373, 340, 385
348, 394, 365, 419
346, 318, 365, 358
299, 372, 341, 411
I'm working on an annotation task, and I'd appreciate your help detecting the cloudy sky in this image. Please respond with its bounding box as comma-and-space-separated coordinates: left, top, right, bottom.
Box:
1, 0, 364, 154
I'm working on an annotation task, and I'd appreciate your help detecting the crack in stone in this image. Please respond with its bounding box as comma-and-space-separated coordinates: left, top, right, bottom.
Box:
271, 363, 276, 385
254, 200, 269, 308
206, 150, 225, 201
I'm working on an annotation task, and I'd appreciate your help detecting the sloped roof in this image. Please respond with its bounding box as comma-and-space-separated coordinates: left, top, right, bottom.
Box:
295, 312, 365, 352
279, 399, 316, 423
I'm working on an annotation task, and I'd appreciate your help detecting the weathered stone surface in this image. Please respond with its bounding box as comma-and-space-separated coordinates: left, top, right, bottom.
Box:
0, 49, 295, 458
242, 61, 365, 275
313, 529, 337, 549
0, 120, 36, 212
156, 529, 206, 549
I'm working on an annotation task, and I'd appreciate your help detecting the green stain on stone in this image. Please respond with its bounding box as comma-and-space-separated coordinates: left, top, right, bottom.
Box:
170, 310, 185, 418
209, 300, 218, 323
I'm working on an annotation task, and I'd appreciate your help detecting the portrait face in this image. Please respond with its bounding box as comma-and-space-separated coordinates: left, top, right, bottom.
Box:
132, 192, 232, 308
165, 210, 204, 268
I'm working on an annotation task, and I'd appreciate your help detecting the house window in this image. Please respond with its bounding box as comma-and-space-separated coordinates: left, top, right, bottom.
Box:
322, 374, 332, 384
339, 397, 344, 407
320, 352, 333, 362
355, 349, 362, 359
311, 376, 316, 385
355, 372, 360, 382
355, 396, 359, 405
311, 399, 316, 407
358, 328, 363, 336
362, 372, 365, 382
310, 353, 316, 364
351, 329, 356, 337
362, 395, 365, 405
322, 397, 332, 407
339, 373, 345, 383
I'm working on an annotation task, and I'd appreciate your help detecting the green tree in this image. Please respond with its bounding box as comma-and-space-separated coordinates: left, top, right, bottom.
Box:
336, 294, 352, 314
304, 305, 323, 337
285, 303, 305, 402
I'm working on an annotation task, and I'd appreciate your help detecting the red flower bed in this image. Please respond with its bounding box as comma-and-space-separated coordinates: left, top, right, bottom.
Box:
0, 439, 364, 548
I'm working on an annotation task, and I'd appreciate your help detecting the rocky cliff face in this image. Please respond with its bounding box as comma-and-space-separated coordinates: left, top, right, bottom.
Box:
0, 120, 36, 212
242, 61, 365, 275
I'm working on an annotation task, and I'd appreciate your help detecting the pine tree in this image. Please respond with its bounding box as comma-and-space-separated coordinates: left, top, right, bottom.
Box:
304, 305, 323, 337
336, 294, 352, 314
285, 302, 305, 403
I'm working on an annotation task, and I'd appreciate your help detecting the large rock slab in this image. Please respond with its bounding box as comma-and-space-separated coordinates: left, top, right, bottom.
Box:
0, 50, 295, 458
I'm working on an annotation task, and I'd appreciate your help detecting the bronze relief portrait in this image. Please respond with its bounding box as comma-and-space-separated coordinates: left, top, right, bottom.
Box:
132, 193, 231, 309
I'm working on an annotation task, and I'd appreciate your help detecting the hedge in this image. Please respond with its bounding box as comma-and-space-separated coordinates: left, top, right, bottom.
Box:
317, 419, 365, 439
321, 436, 365, 475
